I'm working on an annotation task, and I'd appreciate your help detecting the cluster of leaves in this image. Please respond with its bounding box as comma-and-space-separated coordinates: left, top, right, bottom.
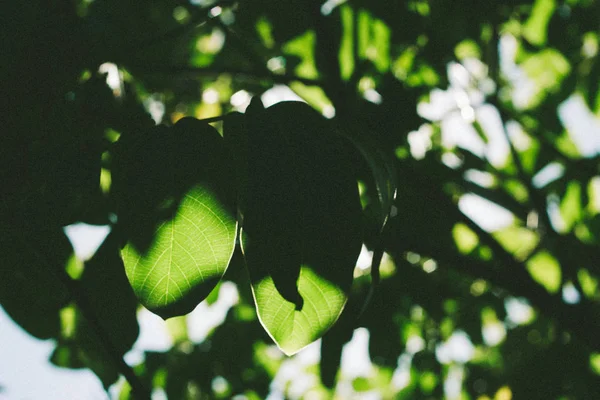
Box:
2, 0, 600, 399
114, 97, 371, 357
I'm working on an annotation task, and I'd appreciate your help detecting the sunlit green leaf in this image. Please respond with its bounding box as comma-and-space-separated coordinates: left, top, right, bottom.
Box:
370, 16, 391, 72
453, 223, 479, 255
520, 48, 571, 108
591, 353, 600, 375
526, 251, 562, 293
283, 31, 318, 79
523, 0, 556, 46
560, 181, 583, 232
248, 266, 349, 355
288, 82, 334, 116
578, 269, 599, 299
493, 226, 540, 260
455, 39, 481, 60
339, 4, 355, 80
122, 186, 236, 318
117, 119, 237, 319
239, 100, 362, 355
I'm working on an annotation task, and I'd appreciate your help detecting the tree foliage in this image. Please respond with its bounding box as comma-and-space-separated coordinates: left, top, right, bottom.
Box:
2, 0, 600, 398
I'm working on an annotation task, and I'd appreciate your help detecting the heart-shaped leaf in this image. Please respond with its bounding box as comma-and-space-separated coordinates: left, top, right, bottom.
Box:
116, 118, 237, 319
234, 100, 363, 355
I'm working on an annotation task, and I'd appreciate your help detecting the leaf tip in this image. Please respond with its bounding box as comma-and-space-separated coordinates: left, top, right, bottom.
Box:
278, 343, 302, 357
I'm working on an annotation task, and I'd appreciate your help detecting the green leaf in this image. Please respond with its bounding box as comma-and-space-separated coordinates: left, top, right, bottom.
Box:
121, 187, 236, 318
116, 118, 237, 319
357, 9, 391, 73
560, 181, 583, 233
520, 48, 571, 108
526, 251, 562, 293
239, 100, 363, 355
453, 223, 479, 255
493, 226, 540, 261
283, 30, 319, 79
52, 233, 140, 388
522, 0, 556, 47
246, 265, 351, 355
338, 5, 355, 80
0, 227, 70, 339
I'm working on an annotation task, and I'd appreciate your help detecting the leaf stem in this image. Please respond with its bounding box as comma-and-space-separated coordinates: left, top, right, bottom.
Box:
358, 247, 383, 318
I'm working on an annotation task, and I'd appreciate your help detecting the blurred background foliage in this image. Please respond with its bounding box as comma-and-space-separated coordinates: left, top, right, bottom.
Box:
1, 0, 600, 399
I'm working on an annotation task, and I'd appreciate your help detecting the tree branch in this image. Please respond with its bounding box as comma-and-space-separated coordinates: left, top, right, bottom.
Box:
489, 96, 554, 232
393, 227, 600, 352
456, 211, 600, 351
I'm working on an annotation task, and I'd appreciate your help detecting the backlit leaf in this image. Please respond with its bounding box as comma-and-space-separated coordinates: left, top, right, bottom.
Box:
117, 118, 237, 319
526, 251, 562, 293
238, 100, 363, 355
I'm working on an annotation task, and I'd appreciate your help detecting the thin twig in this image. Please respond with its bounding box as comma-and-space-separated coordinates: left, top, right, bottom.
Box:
134, 65, 323, 86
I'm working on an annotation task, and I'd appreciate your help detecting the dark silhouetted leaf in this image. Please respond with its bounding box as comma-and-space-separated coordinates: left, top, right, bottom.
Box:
337, 119, 397, 232
0, 227, 70, 339
51, 233, 140, 388
238, 100, 363, 355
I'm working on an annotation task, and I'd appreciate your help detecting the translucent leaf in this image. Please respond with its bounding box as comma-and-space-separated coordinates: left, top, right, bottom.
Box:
116, 118, 237, 319
282, 31, 318, 79
248, 265, 348, 355
520, 49, 571, 108
339, 5, 355, 80
122, 186, 236, 318
452, 223, 479, 255
238, 100, 362, 355
560, 181, 583, 232
523, 0, 556, 46
526, 251, 562, 293
493, 226, 540, 261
